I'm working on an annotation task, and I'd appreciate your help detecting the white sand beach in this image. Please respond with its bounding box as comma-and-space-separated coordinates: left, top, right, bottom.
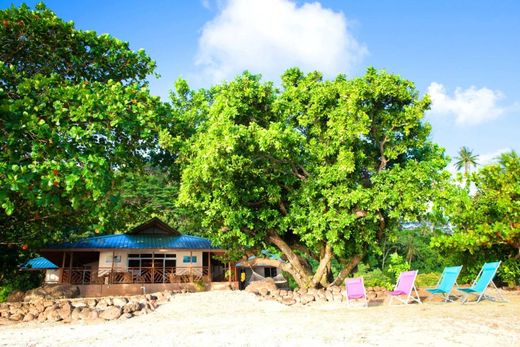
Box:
1, 290, 519, 347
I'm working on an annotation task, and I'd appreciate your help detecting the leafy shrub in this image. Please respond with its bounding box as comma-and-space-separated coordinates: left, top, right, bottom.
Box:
416, 272, 441, 287
356, 264, 393, 289
387, 253, 411, 280
499, 259, 520, 288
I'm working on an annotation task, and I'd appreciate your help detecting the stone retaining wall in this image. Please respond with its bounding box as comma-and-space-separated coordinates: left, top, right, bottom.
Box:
0, 290, 180, 325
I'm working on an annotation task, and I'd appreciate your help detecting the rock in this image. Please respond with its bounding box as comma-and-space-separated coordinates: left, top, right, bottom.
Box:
9, 313, 24, 321
23, 313, 35, 322
86, 299, 97, 308
6, 290, 25, 302
95, 300, 108, 310
46, 310, 61, 322
71, 307, 81, 321
282, 297, 296, 306
24, 288, 48, 302
112, 297, 128, 307
325, 291, 333, 302
88, 310, 99, 320
45, 285, 80, 299
300, 294, 315, 305
71, 300, 87, 309
330, 286, 341, 294
245, 278, 278, 294
123, 302, 140, 314
79, 308, 91, 320
37, 313, 46, 322
58, 301, 72, 320
258, 288, 269, 296
298, 288, 308, 295
279, 290, 288, 297
99, 306, 122, 320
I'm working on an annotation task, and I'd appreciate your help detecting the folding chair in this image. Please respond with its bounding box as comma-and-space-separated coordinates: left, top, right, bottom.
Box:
458, 261, 507, 303
388, 270, 422, 305
344, 277, 368, 307
425, 265, 462, 302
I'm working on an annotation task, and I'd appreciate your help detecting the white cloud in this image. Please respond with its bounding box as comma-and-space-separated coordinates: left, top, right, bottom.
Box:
478, 148, 510, 166
427, 82, 505, 125
195, 0, 367, 85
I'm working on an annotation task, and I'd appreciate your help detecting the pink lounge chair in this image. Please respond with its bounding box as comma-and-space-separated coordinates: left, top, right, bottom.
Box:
388, 270, 422, 305
344, 277, 368, 307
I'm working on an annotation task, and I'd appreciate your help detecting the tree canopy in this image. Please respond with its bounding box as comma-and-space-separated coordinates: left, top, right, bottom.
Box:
168, 68, 449, 288
432, 151, 520, 286
0, 3, 169, 248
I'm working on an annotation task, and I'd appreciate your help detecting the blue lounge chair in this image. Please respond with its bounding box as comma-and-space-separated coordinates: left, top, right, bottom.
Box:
425, 265, 462, 302
458, 261, 507, 303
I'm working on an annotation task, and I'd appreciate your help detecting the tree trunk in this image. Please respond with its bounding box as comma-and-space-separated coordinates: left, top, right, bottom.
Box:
311, 243, 332, 287
330, 254, 363, 286
267, 230, 313, 287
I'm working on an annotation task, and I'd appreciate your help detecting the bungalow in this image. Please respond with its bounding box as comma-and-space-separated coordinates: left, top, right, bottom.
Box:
30, 218, 237, 296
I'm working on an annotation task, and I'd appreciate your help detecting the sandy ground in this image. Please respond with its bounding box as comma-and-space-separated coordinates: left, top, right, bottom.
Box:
0, 290, 519, 347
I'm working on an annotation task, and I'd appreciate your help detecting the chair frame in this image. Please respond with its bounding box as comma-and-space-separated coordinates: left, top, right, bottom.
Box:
388, 270, 422, 305
426, 265, 462, 302
344, 277, 368, 307
459, 261, 507, 304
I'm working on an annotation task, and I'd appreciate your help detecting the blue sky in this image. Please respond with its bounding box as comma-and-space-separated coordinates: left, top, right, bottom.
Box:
4, 0, 519, 166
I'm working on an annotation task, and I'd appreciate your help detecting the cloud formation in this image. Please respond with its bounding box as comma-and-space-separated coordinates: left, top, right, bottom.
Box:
427, 82, 505, 125
478, 147, 511, 166
195, 0, 367, 84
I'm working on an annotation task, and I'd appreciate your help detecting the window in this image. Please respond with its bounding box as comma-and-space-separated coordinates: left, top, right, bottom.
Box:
183, 256, 197, 263
264, 267, 277, 278
128, 253, 176, 269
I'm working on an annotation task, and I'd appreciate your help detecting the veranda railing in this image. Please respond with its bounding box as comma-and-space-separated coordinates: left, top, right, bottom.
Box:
61, 266, 210, 285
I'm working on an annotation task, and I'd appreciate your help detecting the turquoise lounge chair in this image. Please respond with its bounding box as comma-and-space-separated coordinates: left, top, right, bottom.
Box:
425, 265, 462, 302
458, 261, 507, 303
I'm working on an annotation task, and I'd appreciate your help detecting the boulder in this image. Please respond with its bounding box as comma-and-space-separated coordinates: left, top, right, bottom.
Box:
112, 297, 128, 307
95, 300, 108, 310
9, 313, 24, 321
23, 313, 35, 322
58, 301, 72, 320
99, 306, 122, 320
79, 308, 91, 320
88, 310, 99, 321
46, 310, 61, 322
45, 285, 80, 299
245, 278, 278, 294
300, 294, 315, 305
282, 297, 296, 306
123, 302, 140, 314
86, 299, 97, 308
6, 290, 25, 303
258, 288, 269, 296
71, 307, 81, 321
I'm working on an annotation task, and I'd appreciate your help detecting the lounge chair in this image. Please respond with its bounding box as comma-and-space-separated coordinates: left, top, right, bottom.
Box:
344, 277, 368, 307
388, 270, 422, 305
425, 265, 462, 302
458, 261, 507, 303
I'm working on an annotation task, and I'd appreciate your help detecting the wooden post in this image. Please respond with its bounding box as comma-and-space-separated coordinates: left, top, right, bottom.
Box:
228, 262, 231, 285
110, 251, 115, 285
60, 252, 66, 283
152, 252, 155, 284
68, 252, 74, 284
208, 252, 212, 283
189, 250, 193, 283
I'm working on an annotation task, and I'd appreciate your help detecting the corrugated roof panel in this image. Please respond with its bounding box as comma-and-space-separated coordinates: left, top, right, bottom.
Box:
45, 234, 220, 250
21, 257, 58, 270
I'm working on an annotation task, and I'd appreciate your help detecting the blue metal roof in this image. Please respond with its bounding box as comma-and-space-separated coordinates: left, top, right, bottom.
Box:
21, 257, 58, 270
45, 234, 220, 250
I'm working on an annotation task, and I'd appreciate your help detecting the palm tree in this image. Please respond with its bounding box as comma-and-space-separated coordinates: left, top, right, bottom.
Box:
454, 146, 479, 176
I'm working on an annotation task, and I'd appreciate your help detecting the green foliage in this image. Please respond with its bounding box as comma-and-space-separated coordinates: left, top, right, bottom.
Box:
415, 272, 441, 288
387, 252, 411, 280
432, 151, 520, 286
0, 3, 169, 249
355, 264, 393, 289
172, 67, 448, 287
0, 245, 42, 302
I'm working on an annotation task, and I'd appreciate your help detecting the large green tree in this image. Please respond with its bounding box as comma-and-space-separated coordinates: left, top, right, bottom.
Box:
169, 68, 448, 288
0, 3, 169, 248
432, 151, 520, 286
